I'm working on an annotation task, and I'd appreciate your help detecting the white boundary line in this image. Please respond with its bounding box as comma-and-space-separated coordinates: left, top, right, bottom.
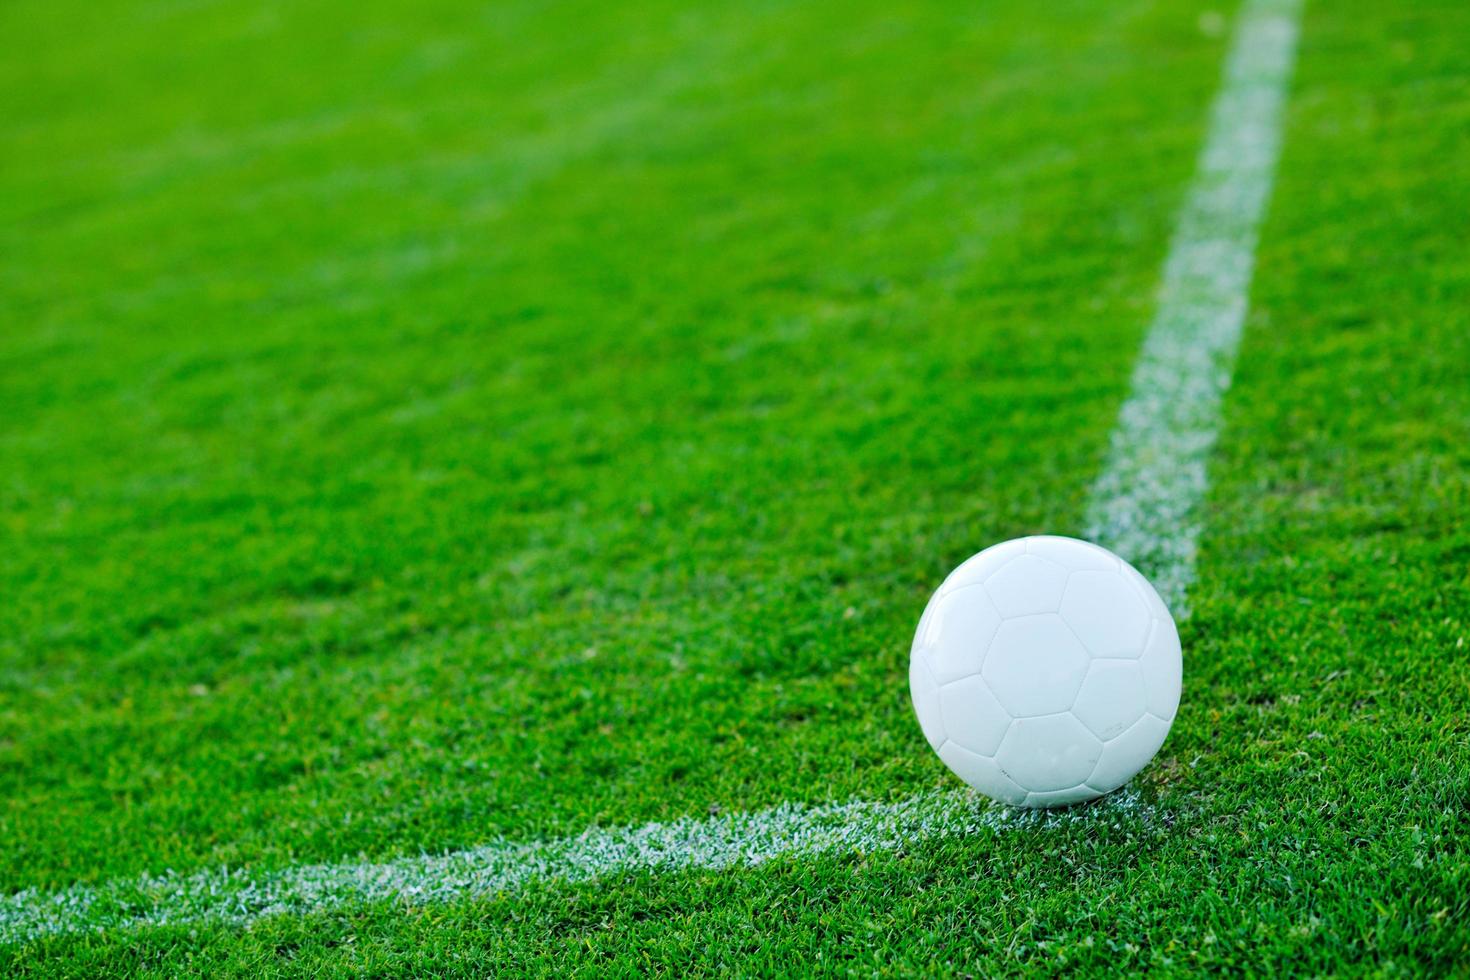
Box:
0, 790, 1150, 945
0, 0, 1302, 946
1085, 0, 1302, 615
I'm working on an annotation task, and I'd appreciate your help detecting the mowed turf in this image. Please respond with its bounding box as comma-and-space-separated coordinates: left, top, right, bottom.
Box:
1, 0, 1213, 887
2, 0, 1467, 975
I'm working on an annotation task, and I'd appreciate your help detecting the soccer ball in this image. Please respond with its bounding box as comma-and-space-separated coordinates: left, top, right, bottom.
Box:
909, 536, 1181, 807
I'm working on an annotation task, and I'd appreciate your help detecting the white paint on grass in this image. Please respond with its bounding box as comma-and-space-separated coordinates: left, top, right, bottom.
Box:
0, 0, 1303, 947
0, 790, 1150, 945
1085, 0, 1302, 614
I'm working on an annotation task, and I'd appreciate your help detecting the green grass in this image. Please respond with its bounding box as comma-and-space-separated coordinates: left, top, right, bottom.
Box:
3, 0, 1468, 973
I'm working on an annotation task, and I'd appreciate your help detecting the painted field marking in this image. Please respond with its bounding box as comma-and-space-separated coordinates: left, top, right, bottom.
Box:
1085, 0, 1302, 614
1, 0, 1302, 946
0, 790, 1153, 945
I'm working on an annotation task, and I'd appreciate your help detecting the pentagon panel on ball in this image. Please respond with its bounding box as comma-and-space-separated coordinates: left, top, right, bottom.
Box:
909, 536, 1182, 808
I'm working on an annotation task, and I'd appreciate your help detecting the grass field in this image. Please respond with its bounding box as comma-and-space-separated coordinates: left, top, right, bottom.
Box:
3, 0, 1469, 973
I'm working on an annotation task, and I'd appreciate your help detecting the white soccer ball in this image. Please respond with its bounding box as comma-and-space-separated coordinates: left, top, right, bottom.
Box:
909, 535, 1182, 808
